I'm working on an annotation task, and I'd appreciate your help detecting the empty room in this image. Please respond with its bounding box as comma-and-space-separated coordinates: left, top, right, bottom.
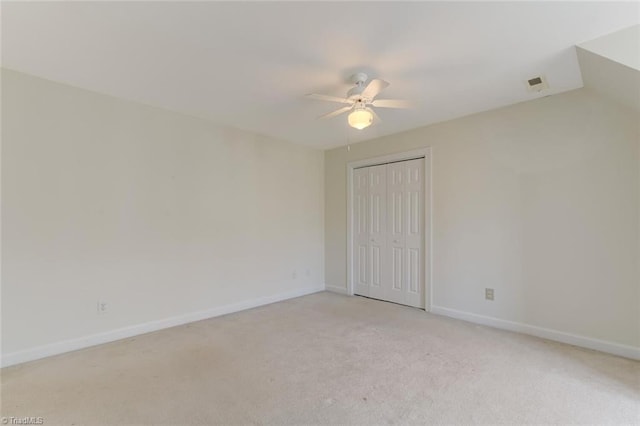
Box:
1, 1, 639, 425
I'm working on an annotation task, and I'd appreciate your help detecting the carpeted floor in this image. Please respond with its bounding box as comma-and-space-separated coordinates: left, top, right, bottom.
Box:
1, 291, 639, 425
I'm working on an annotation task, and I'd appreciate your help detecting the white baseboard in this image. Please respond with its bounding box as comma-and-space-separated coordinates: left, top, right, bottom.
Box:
430, 305, 640, 360
1, 285, 324, 368
325, 284, 349, 295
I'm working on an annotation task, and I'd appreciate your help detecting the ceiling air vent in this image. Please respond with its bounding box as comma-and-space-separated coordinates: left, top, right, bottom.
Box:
526, 75, 549, 92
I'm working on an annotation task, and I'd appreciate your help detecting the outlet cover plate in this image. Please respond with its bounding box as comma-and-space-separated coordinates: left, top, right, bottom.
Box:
485, 288, 495, 301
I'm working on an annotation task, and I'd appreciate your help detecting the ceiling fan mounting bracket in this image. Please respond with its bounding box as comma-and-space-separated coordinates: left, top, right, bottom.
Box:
350, 72, 368, 85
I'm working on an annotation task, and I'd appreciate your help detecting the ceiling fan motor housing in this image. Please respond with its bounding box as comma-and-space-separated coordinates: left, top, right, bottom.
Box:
347, 86, 365, 100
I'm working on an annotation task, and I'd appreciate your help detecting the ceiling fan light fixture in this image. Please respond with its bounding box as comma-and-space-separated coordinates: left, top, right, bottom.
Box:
348, 107, 373, 130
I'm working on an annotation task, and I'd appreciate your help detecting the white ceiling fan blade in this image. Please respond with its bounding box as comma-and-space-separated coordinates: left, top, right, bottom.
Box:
306, 93, 352, 104
319, 105, 352, 119
371, 99, 412, 109
361, 79, 389, 99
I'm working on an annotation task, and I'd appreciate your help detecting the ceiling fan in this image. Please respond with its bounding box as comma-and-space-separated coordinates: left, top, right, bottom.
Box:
306, 72, 411, 130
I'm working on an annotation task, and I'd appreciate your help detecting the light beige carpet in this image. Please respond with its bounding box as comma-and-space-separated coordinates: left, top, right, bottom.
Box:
1, 292, 639, 425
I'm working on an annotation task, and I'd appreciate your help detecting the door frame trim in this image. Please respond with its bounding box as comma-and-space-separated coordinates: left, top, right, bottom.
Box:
346, 147, 432, 311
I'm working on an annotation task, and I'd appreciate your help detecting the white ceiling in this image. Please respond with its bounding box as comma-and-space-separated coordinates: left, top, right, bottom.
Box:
2, 1, 639, 149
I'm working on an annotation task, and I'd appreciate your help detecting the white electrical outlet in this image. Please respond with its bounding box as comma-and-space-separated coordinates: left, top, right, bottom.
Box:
97, 301, 108, 314
485, 288, 495, 301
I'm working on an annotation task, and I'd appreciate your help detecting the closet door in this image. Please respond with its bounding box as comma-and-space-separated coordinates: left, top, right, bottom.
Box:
384, 158, 424, 308
353, 164, 387, 299
367, 164, 387, 301
353, 167, 370, 297
404, 159, 424, 308
353, 159, 423, 309
385, 162, 406, 305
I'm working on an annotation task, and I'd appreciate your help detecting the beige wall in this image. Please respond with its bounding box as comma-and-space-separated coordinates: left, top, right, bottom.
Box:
1, 69, 324, 357
325, 89, 640, 348
3, 67, 639, 362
